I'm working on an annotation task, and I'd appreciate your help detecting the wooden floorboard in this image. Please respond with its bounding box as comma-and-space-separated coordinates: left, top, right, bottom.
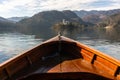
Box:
12, 53, 114, 80
47, 58, 114, 79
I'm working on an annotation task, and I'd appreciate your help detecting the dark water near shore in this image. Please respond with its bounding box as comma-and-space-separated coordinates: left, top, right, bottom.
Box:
0, 27, 120, 63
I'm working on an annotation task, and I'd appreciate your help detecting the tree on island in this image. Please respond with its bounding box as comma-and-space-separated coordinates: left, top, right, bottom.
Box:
52, 20, 85, 36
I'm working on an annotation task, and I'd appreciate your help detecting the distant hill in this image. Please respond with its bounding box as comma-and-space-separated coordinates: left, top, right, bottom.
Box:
0, 17, 11, 22
7, 17, 29, 22
97, 12, 120, 28
82, 14, 107, 24
0, 17, 16, 31
108, 13, 120, 28
74, 9, 120, 18
17, 10, 87, 37
74, 9, 120, 24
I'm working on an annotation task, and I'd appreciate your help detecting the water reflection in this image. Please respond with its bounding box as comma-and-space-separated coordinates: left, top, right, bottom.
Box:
0, 26, 120, 63
105, 27, 120, 42
0, 33, 42, 63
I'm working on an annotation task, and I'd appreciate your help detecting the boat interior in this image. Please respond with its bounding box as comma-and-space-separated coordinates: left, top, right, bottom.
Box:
14, 41, 114, 80
0, 36, 120, 80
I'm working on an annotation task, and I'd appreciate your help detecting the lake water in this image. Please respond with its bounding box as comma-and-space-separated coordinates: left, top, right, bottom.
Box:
0, 33, 43, 63
0, 32, 120, 64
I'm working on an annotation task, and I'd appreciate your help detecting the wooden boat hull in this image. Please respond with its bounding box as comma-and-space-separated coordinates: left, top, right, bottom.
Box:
0, 36, 120, 80
18, 72, 111, 80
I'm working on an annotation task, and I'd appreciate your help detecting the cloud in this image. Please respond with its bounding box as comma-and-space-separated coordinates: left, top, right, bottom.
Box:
0, 0, 120, 18
87, 0, 120, 10
0, 0, 39, 17
35, 0, 120, 11
39, 0, 98, 10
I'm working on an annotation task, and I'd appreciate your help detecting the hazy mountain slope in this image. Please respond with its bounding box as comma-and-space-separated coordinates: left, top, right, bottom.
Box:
74, 9, 120, 24
0, 17, 11, 22
74, 9, 120, 18
7, 17, 29, 22
17, 10, 86, 37
97, 12, 120, 28
0, 17, 17, 31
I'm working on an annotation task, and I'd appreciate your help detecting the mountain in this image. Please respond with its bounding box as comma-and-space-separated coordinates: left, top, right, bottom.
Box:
82, 14, 107, 24
74, 9, 120, 18
97, 12, 120, 28
7, 17, 29, 22
74, 9, 120, 24
0, 17, 17, 31
0, 17, 11, 22
17, 10, 87, 37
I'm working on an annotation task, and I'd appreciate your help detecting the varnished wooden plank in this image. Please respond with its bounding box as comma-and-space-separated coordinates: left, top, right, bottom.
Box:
26, 55, 32, 65
7, 57, 28, 76
76, 41, 120, 66
81, 51, 93, 62
95, 56, 118, 71
61, 60, 80, 72
81, 49, 94, 57
47, 64, 61, 72
71, 59, 114, 79
94, 60, 115, 76
0, 69, 8, 80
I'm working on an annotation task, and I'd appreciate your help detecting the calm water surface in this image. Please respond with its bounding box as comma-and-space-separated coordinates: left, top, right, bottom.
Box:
0, 32, 120, 64
0, 33, 42, 63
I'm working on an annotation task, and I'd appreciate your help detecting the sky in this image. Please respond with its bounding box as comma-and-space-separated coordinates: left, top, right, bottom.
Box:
0, 0, 120, 18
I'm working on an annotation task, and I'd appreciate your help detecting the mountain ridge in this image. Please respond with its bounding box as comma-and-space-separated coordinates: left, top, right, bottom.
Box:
17, 10, 86, 37
7, 17, 29, 22
0, 9, 120, 36
74, 9, 120, 24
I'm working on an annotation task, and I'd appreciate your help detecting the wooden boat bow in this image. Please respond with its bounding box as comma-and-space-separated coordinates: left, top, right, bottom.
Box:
0, 36, 120, 80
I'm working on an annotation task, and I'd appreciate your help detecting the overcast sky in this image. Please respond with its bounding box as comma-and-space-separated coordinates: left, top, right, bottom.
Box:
0, 0, 120, 18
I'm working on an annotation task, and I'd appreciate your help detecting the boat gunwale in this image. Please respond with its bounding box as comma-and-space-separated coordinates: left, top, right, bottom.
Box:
61, 36, 120, 66
0, 36, 59, 69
